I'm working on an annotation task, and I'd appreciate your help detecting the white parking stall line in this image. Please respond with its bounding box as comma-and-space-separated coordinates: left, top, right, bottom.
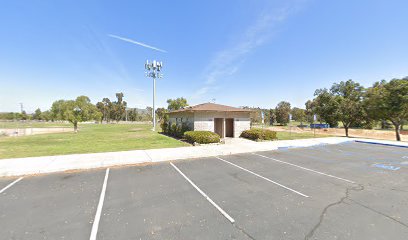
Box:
170, 162, 235, 223
90, 168, 110, 240
0, 177, 24, 194
252, 153, 355, 184
215, 157, 309, 198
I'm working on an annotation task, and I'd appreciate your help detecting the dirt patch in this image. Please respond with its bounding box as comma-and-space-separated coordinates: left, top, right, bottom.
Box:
267, 126, 408, 142
128, 128, 143, 132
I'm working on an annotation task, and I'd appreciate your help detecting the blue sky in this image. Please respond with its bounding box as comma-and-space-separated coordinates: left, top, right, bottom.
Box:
1, 0, 407, 113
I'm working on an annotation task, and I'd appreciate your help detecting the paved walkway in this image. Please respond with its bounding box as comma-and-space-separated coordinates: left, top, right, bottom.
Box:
0, 137, 407, 177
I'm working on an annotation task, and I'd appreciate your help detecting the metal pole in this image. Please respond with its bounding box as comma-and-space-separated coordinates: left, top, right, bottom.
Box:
313, 123, 316, 138
152, 74, 156, 131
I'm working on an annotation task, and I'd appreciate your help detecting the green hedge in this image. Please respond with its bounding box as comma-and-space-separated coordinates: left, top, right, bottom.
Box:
240, 128, 277, 141
184, 131, 220, 144
161, 121, 191, 138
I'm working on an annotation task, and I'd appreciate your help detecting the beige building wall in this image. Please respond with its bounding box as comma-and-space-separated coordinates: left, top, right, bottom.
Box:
193, 113, 215, 132
168, 111, 250, 138
168, 112, 194, 130
193, 112, 250, 137
233, 117, 251, 137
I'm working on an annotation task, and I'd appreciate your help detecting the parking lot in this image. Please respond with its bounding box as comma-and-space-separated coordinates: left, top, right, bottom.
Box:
1, 141, 407, 239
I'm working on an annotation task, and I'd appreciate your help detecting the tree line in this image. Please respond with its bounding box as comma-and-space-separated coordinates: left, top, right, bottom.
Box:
0, 94, 189, 133
0, 93, 155, 131
251, 77, 407, 141
1, 78, 406, 140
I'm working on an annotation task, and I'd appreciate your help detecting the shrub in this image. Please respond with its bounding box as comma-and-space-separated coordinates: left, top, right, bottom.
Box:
184, 131, 220, 144
160, 119, 168, 133
240, 128, 277, 141
165, 122, 191, 138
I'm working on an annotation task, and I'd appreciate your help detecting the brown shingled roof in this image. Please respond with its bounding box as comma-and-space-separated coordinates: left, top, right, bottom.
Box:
169, 103, 251, 113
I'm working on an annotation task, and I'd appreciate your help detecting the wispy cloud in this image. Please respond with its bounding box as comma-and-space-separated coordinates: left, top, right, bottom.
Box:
108, 34, 167, 53
193, 1, 305, 98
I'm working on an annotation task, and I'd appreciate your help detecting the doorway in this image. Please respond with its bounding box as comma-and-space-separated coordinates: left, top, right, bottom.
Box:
225, 118, 234, 137
214, 118, 224, 137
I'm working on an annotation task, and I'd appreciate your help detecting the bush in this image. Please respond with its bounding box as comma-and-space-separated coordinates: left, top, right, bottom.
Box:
184, 131, 220, 144
160, 119, 168, 133
240, 128, 277, 141
163, 122, 191, 138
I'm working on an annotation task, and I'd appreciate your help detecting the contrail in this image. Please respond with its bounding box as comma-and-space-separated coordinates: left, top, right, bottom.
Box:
108, 34, 167, 53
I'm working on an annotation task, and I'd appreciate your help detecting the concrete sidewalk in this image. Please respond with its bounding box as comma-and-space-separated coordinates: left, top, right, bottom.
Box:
0, 137, 406, 177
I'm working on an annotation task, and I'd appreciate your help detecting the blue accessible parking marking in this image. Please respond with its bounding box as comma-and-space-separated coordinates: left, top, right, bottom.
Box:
372, 163, 400, 171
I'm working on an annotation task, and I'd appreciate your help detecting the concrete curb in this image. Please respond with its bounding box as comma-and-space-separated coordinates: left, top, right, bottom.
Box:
1, 137, 405, 177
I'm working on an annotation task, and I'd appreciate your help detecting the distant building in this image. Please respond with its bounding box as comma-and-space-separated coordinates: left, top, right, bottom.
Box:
168, 103, 251, 138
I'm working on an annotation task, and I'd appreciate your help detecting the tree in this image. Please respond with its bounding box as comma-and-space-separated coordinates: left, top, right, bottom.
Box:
145, 107, 153, 121
312, 88, 340, 127
111, 93, 127, 122
101, 98, 112, 122
33, 108, 42, 120
330, 80, 365, 137
41, 110, 52, 121
364, 78, 408, 141
291, 107, 306, 125
268, 109, 276, 125
21, 111, 29, 120
51, 96, 102, 132
155, 107, 168, 122
275, 101, 291, 125
51, 100, 66, 121
96, 102, 105, 123
167, 97, 188, 111
250, 107, 262, 124
305, 100, 315, 124
127, 109, 138, 122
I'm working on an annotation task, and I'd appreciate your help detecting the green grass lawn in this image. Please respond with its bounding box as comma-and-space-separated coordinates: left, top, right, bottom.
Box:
0, 123, 189, 159
276, 131, 331, 140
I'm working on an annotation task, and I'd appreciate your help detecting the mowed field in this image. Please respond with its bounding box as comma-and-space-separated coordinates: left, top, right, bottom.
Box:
0, 121, 330, 159
0, 123, 189, 159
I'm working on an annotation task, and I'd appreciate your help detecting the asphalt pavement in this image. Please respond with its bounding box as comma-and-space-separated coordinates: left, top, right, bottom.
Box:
0, 142, 407, 239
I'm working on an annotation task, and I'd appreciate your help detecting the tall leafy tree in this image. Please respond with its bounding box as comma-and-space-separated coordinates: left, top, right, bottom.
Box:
127, 108, 138, 122
51, 100, 66, 121
312, 88, 339, 127
111, 93, 127, 122
51, 96, 101, 132
305, 100, 315, 124
330, 80, 365, 137
102, 98, 112, 122
268, 109, 276, 125
155, 107, 168, 122
275, 101, 291, 125
145, 107, 153, 121
21, 111, 29, 120
364, 78, 408, 141
33, 108, 42, 120
41, 110, 52, 121
96, 102, 105, 123
291, 107, 306, 125
167, 97, 188, 111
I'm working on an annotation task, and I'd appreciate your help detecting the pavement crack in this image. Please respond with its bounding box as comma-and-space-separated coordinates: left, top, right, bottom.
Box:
233, 223, 256, 240
348, 199, 408, 228
304, 184, 364, 240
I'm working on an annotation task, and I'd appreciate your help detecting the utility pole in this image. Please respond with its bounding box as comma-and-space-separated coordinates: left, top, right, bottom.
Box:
145, 60, 163, 131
